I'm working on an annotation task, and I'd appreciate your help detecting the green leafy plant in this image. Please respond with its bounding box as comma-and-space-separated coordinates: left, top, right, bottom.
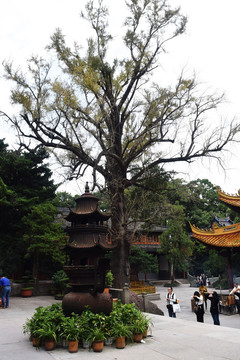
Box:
91, 327, 105, 342
21, 286, 34, 291
111, 322, 132, 339
23, 301, 154, 351
52, 270, 69, 295
130, 318, 148, 334
105, 270, 114, 287
60, 315, 80, 341
36, 322, 58, 342
23, 303, 64, 343
78, 309, 96, 342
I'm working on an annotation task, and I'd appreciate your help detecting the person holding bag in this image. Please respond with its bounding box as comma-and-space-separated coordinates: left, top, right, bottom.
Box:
166, 287, 178, 318
192, 291, 204, 322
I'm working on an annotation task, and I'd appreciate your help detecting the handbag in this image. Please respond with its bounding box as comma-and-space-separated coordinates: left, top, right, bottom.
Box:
193, 304, 199, 313
173, 303, 181, 313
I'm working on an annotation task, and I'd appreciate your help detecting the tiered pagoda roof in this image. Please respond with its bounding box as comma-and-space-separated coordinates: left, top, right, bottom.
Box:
191, 187, 240, 248
65, 182, 116, 250
65, 183, 111, 223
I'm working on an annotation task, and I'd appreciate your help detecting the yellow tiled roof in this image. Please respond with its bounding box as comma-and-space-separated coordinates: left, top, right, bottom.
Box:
190, 222, 240, 247
217, 188, 240, 208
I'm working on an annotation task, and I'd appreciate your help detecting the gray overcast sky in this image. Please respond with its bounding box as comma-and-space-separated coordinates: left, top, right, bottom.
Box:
1, 0, 240, 194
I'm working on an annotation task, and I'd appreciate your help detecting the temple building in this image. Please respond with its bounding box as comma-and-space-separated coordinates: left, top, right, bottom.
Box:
190, 188, 240, 287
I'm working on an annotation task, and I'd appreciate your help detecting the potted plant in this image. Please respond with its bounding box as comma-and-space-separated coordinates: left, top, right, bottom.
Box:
60, 316, 80, 353
129, 310, 153, 342
130, 318, 146, 343
104, 314, 115, 345
23, 303, 64, 348
91, 327, 105, 352
104, 270, 114, 293
21, 286, 34, 297
111, 322, 132, 349
142, 314, 153, 338
23, 317, 41, 346
52, 270, 69, 299
37, 322, 58, 351
78, 309, 95, 349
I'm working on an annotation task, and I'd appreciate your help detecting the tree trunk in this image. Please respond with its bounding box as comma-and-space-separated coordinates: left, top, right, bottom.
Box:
32, 249, 39, 281
227, 250, 233, 289
108, 179, 130, 289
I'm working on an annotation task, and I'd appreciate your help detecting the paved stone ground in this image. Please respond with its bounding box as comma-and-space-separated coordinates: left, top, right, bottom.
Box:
152, 283, 240, 329
0, 285, 240, 360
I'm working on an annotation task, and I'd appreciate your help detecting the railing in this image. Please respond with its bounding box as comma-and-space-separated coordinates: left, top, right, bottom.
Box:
130, 235, 161, 245
130, 281, 156, 294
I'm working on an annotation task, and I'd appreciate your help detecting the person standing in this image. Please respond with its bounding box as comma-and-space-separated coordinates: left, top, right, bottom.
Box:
193, 291, 204, 322
166, 287, 177, 318
0, 275, 11, 308
199, 281, 208, 310
202, 274, 206, 286
229, 282, 240, 314
206, 291, 220, 325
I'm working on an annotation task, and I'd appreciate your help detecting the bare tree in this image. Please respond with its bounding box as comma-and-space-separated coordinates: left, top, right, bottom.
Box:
1, 0, 239, 287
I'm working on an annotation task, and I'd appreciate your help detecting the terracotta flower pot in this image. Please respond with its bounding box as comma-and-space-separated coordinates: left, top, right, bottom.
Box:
32, 337, 40, 347
21, 289, 33, 297
92, 340, 104, 352
133, 332, 143, 343
68, 340, 79, 353
115, 336, 125, 349
143, 328, 148, 338
44, 339, 55, 351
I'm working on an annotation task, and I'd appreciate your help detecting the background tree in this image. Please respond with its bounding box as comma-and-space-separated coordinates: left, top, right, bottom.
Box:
1, 0, 239, 287
52, 191, 76, 208
185, 179, 230, 229
129, 246, 159, 281
22, 202, 67, 280
0, 139, 57, 276
159, 204, 193, 283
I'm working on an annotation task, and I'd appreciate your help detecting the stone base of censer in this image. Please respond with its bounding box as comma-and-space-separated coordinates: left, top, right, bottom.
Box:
62, 291, 113, 316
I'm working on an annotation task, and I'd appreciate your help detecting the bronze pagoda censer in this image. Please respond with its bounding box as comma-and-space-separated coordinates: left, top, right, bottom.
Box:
62, 182, 117, 315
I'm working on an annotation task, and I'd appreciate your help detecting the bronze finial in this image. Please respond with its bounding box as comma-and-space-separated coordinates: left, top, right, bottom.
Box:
85, 182, 90, 193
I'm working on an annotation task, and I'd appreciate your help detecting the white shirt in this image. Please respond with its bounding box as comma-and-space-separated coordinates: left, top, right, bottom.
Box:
193, 294, 204, 305
229, 286, 240, 299
166, 292, 176, 305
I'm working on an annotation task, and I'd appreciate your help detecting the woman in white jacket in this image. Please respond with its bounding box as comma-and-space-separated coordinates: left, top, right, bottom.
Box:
166, 287, 177, 318
193, 291, 204, 322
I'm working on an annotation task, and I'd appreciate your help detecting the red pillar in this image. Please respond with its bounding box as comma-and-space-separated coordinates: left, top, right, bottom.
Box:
227, 250, 233, 289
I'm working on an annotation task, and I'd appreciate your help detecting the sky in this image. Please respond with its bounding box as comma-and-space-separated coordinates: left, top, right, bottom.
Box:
1, 0, 240, 195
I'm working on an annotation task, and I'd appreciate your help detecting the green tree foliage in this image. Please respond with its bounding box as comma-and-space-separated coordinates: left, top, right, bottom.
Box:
202, 249, 227, 277
159, 204, 193, 282
129, 246, 158, 275
52, 191, 76, 208
2, 1, 239, 287
125, 167, 173, 229
22, 202, 67, 279
0, 140, 56, 203
185, 179, 229, 229
0, 139, 57, 276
